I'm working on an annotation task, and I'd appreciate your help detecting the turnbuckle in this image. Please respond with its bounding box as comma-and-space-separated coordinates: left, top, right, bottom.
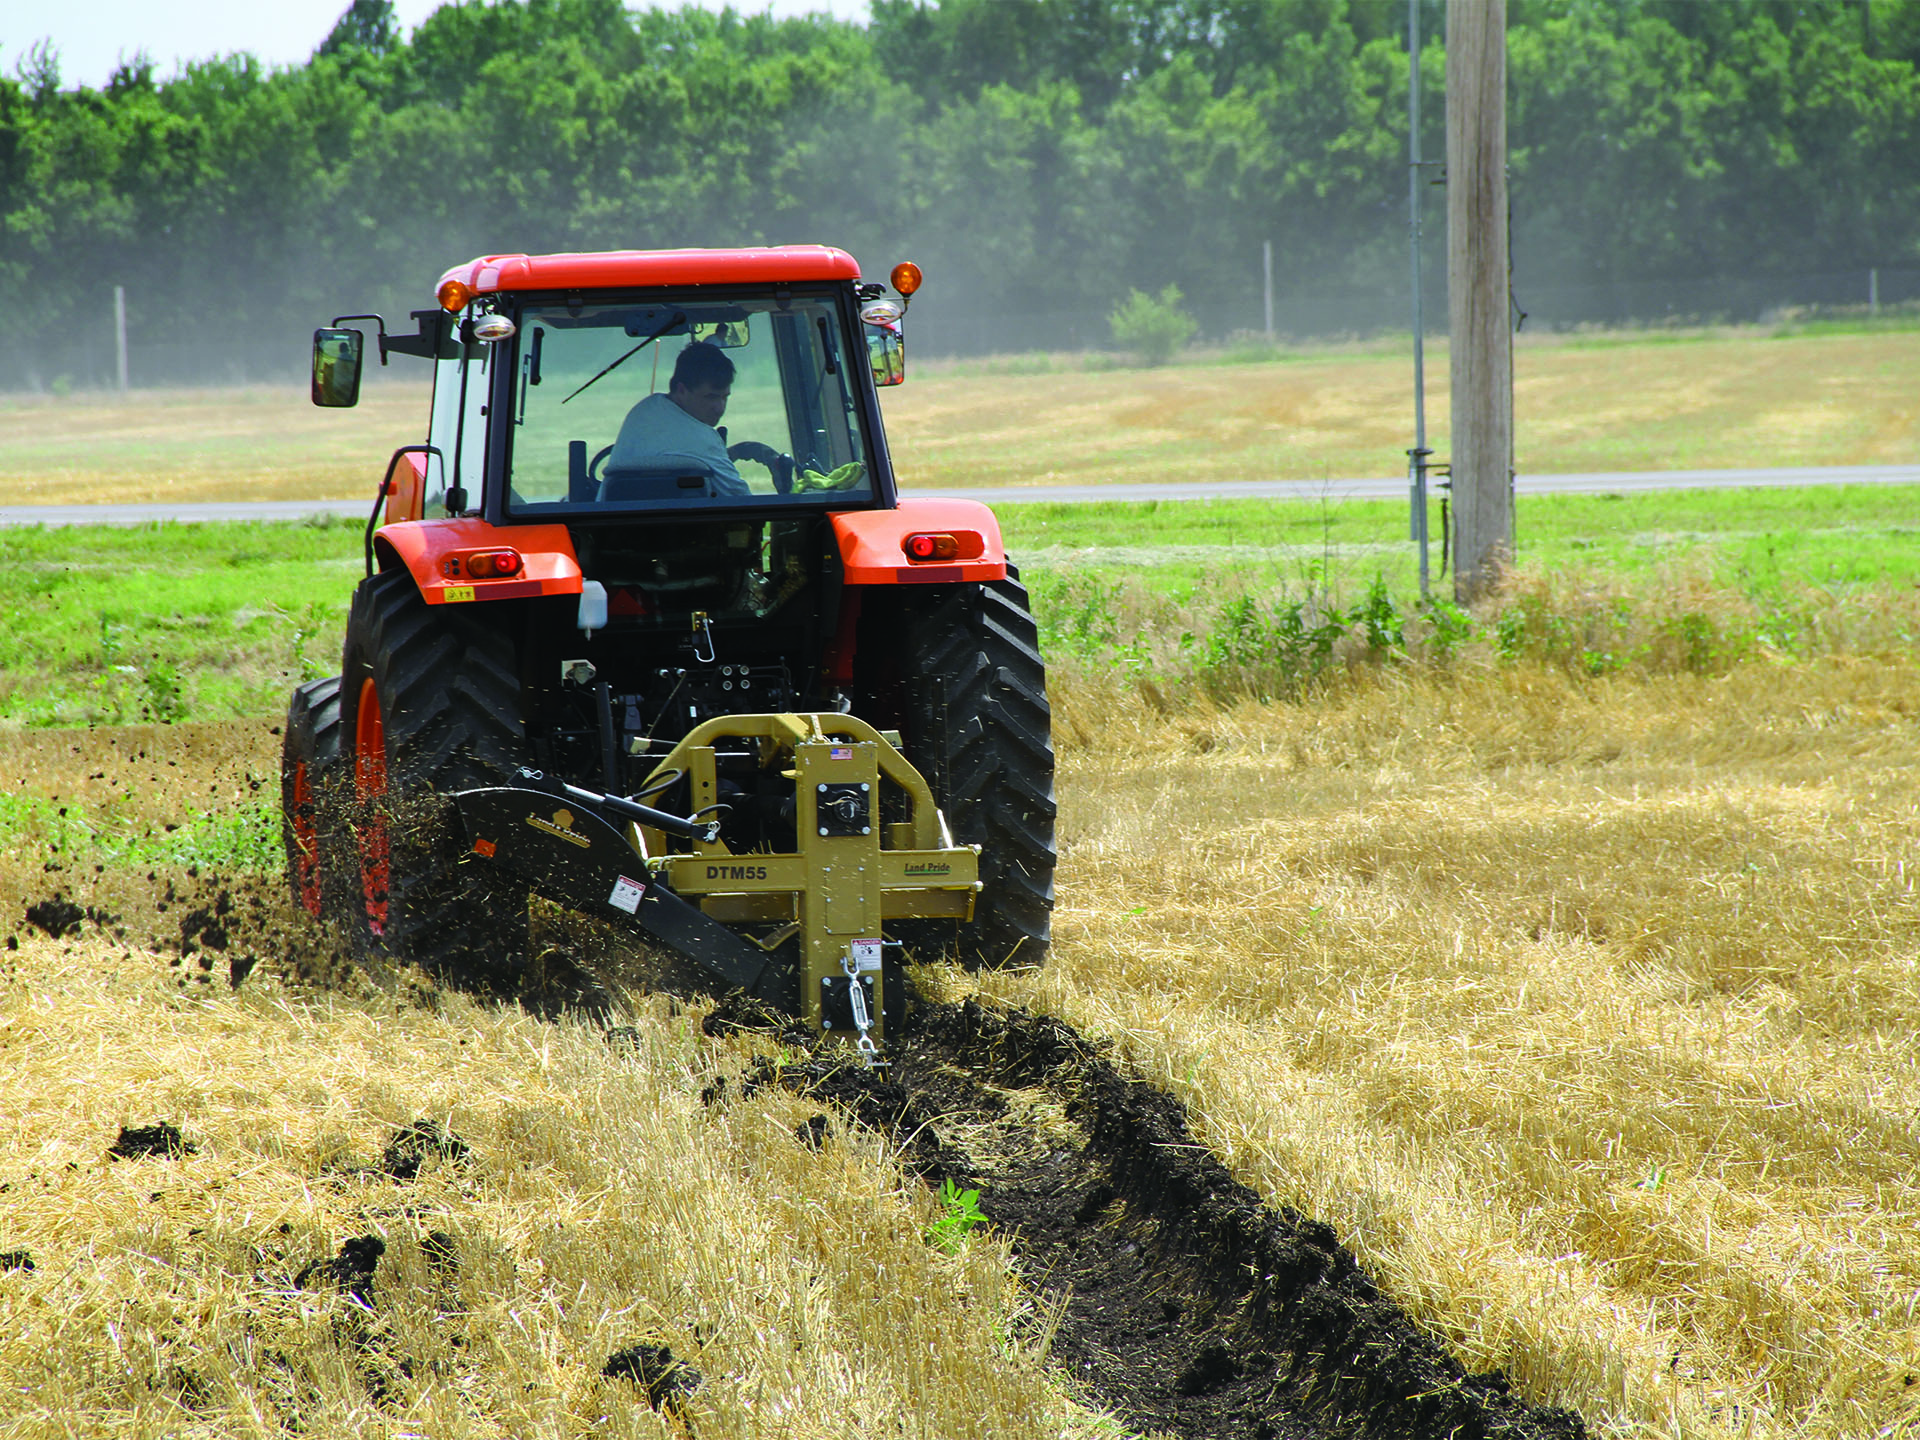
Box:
842, 952, 880, 1066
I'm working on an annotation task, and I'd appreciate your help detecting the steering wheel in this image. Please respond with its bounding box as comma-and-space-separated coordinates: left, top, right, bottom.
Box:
588, 444, 614, 488
728, 441, 794, 494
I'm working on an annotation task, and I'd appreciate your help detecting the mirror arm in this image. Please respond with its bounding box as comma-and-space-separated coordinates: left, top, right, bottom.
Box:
332, 313, 391, 364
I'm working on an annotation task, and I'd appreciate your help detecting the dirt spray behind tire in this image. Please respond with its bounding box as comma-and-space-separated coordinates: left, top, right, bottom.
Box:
336, 570, 532, 988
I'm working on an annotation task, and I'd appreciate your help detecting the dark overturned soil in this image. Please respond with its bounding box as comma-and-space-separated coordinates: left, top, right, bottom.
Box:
708, 996, 1588, 1440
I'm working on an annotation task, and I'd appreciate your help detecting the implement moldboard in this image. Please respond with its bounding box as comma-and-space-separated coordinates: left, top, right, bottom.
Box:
710, 998, 1587, 1440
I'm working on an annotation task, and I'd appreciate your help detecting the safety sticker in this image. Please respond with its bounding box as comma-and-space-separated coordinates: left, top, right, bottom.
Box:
608, 875, 646, 913
443, 585, 476, 604
850, 939, 883, 972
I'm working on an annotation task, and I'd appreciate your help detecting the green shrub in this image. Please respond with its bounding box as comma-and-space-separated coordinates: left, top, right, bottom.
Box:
1198, 593, 1348, 700
1109, 284, 1197, 365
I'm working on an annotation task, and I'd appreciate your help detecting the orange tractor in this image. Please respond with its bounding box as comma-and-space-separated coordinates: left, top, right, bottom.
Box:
281, 247, 1053, 1046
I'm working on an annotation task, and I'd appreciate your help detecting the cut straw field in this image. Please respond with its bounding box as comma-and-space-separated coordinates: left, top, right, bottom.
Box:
4, 624, 1918, 1437
987, 649, 1920, 1438
2, 325, 1917, 504
2, 321, 1918, 1437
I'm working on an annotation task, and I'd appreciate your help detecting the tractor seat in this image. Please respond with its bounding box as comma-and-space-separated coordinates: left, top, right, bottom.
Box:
598, 467, 711, 502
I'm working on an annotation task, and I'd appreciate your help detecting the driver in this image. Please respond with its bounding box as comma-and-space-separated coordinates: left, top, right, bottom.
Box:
609, 341, 784, 497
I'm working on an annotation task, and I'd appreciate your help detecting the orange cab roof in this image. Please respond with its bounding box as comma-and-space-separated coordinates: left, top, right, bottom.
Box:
438, 246, 862, 297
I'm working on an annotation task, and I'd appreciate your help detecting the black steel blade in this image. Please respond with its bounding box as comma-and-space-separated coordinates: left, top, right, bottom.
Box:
454, 786, 771, 998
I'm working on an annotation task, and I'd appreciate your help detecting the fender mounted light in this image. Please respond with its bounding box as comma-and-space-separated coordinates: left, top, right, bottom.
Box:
446, 548, 524, 580
902, 532, 959, 562
438, 278, 476, 312
464, 548, 523, 579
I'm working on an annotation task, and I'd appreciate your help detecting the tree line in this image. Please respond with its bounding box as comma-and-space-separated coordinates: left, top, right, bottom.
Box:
2, 0, 1917, 386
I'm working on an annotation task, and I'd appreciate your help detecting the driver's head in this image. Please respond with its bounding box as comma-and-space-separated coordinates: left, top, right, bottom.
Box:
667, 342, 735, 427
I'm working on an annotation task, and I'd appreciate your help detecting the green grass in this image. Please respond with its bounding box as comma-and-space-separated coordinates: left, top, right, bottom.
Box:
999, 484, 1920, 600
0, 516, 362, 727
1, 484, 1915, 729
0, 791, 281, 874
1002, 485, 1920, 694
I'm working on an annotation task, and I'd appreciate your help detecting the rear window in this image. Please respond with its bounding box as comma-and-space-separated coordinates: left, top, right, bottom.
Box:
503, 293, 876, 515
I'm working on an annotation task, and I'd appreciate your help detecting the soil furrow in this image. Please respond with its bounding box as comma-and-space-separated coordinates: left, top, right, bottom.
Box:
708, 996, 1588, 1440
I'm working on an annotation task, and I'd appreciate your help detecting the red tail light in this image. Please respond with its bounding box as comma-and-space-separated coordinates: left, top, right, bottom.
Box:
450, 548, 524, 579
471, 549, 521, 578
903, 532, 959, 562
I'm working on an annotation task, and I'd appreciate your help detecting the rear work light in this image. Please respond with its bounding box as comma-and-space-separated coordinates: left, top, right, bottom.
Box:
902, 532, 960, 562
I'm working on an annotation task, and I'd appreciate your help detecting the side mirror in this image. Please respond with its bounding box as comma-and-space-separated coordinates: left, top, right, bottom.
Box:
867, 326, 905, 387
312, 327, 364, 407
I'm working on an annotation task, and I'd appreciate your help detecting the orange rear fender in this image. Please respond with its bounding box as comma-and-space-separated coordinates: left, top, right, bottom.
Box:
373, 519, 583, 605
383, 451, 428, 526
831, 499, 1008, 585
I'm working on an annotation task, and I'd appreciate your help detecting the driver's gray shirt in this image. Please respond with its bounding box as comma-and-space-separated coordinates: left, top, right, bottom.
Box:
610, 393, 748, 496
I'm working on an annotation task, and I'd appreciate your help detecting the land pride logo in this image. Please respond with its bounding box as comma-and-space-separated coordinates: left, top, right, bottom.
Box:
903, 861, 952, 876
527, 808, 592, 848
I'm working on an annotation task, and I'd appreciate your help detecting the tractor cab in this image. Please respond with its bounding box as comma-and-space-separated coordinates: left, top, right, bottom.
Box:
313, 247, 914, 528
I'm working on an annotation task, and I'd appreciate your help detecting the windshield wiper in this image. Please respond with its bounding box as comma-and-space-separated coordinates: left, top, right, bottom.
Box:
561, 311, 687, 405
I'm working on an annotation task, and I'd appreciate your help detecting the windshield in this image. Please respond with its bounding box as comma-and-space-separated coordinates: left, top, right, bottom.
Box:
502, 291, 876, 515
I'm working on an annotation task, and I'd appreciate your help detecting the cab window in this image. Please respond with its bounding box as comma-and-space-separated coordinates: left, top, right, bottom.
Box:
503, 294, 874, 514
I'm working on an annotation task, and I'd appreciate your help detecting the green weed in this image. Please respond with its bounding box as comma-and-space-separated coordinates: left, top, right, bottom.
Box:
1199, 593, 1349, 700
1418, 597, 1478, 659
157, 803, 281, 873
925, 1178, 987, 1254
1351, 575, 1405, 655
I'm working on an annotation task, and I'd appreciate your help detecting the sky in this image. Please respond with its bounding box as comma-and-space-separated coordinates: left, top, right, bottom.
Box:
3, 0, 873, 91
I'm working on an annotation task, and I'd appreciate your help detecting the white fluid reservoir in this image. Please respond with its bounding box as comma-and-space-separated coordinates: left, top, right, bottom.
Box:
577, 580, 608, 634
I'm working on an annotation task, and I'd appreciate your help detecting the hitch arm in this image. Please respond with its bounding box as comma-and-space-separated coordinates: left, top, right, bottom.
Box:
556, 780, 722, 845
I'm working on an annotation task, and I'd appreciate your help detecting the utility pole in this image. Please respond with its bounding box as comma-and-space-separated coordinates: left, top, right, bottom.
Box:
1407, 0, 1432, 599
1263, 240, 1274, 339
1446, 0, 1512, 605
114, 285, 129, 392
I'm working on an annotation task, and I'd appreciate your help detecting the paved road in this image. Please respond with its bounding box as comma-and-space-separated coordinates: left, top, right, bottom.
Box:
2, 463, 1915, 527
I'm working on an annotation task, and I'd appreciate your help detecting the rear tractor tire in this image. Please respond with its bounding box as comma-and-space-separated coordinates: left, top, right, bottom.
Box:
281, 675, 348, 922
336, 570, 532, 988
898, 568, 1057, 968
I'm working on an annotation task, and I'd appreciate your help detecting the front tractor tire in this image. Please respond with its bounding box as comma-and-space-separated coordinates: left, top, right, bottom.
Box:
896, 569, 1057, 967
337, 570, 531, 985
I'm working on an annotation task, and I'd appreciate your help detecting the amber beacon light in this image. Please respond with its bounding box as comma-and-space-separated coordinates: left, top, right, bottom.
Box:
889, 261, 923, 297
